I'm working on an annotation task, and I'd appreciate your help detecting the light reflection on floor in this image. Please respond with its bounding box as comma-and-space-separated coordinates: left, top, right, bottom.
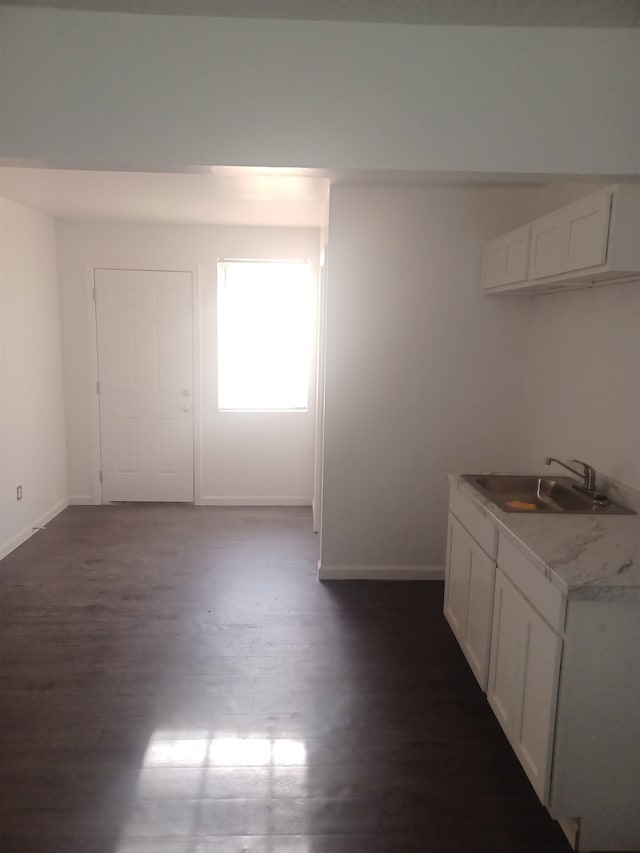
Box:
113, 730, 309, 848
143, 731, 307, 769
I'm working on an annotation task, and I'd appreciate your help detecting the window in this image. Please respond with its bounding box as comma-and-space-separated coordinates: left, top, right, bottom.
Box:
217, 260, 313, 411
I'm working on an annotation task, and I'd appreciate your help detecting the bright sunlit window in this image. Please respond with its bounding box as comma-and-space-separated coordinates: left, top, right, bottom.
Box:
217, 259, 313, 411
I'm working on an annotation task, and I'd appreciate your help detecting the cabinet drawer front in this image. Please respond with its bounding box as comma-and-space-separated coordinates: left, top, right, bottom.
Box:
450, 486, 498, 558
497, 536, 565, 632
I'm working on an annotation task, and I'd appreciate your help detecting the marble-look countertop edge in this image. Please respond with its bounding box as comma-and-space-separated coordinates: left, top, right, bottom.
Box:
448, 473, 640, 603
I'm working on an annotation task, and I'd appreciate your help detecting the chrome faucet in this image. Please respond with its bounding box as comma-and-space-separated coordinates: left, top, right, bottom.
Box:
545, 457, 596, 494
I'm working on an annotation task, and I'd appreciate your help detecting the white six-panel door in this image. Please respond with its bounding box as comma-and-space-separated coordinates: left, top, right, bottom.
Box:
95, 269, 194, 502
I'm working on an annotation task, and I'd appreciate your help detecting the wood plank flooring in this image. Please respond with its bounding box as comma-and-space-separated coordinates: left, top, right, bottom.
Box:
0, 505, 571, 852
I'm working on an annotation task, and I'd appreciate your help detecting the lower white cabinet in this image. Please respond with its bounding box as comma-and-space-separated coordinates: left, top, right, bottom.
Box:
444, 513, 495, 691
488, 568, 562, 804
445, 481, 640, 851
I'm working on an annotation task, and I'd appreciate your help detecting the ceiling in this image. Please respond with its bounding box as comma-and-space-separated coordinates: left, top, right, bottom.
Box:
0, 166, 558, 227
2, 0, 640, 27
0, 167, 331, 227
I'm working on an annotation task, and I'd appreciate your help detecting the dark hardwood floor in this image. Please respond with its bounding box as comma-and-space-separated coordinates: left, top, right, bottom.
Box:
0, 505, 570, 853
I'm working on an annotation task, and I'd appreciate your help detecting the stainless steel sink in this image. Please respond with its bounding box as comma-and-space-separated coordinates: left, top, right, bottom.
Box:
462, 474, 635, 514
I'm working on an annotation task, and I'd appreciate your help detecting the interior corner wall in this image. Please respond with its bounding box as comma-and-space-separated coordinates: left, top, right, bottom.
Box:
516, 181, 640, 493
1, 7, 639, 177
518, 279, 640, 493
0, 196, 68, 560
55, 220, 320, 505
319, 184, 541, 575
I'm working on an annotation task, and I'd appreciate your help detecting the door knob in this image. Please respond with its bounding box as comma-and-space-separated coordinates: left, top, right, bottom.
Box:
182, 406, 191, 412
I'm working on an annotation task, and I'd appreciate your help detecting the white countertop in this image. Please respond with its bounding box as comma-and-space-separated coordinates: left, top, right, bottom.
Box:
450, 473, 640, 602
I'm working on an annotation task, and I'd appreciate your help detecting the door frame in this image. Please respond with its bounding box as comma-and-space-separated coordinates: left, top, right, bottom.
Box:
85, 261, 201, 505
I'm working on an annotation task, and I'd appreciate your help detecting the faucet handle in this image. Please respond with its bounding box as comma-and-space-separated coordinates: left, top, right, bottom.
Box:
572, 459, 596, 491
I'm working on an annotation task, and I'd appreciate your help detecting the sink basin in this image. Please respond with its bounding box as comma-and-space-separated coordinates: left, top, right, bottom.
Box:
462, 474, 635, 515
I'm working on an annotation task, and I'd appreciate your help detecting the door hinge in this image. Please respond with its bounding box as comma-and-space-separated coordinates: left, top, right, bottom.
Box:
92, 287, 96, 302
99, 470, 103, 483
96, 381, 100, 395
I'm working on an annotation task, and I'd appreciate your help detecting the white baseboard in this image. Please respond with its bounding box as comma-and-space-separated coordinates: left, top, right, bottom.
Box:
69, 495, 99, 505
0, 497, 69, 561
197, 496, 312, 507
318, 563, 445, 581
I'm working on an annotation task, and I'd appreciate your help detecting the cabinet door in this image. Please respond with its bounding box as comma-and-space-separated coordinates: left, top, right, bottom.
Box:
512, 596, 562, 804
488, 569, 562, 805
529, 210, 567, 280
444, 514, 496, 691
488, 569, 522, 737
529, 189, 613, 280
464, 544, 496, 689
444, 514, 471, 641
482, 225, 530, 289
565, 188, 612, 272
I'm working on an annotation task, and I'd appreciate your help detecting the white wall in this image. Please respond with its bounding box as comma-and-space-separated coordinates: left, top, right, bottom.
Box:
319, 185, 541, 576
1, 8, 639, 176
55, 221, 320, 504
518, 281, 640, 492
0, 196, 68, 559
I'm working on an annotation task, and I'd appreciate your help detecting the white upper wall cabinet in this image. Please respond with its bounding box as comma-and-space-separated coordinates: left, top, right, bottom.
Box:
483, 184, 640, 294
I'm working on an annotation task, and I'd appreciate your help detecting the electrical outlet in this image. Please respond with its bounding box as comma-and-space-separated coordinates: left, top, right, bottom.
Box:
16, 485, 22, 501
